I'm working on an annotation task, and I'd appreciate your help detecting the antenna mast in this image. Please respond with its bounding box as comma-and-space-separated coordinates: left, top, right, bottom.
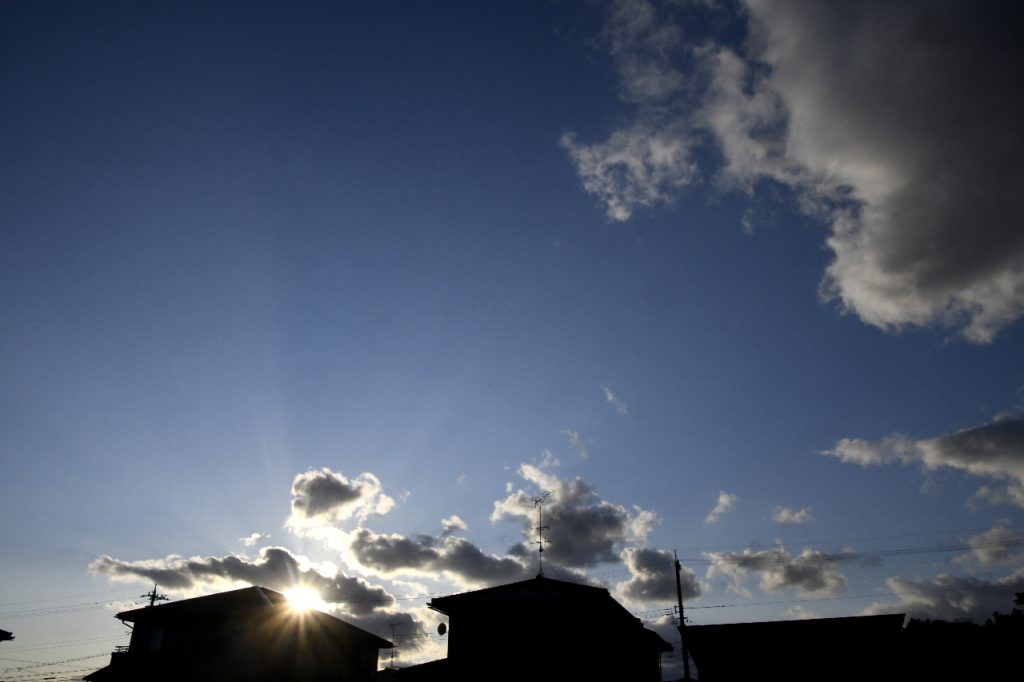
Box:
531, 492, 553, 576
387, 622, 401, 670
141, 584, 168, 608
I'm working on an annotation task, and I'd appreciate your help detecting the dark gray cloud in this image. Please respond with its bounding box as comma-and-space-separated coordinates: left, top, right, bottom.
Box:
564, 0, 1024, 342
289, 468, 395, 525
617, 548, 702, 606
825, 414, 1024, 507
491, 463, 659, 568
90, 546, 394, 616
864, 570, 1024, 622
348, 529, 532, 588
705, 545, 848, 596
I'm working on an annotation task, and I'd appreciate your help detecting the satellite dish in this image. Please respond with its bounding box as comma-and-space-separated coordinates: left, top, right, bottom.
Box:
437, 623, 447, 636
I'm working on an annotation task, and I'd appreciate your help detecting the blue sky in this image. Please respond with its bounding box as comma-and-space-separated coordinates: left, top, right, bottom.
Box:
3, 1, 1024, 677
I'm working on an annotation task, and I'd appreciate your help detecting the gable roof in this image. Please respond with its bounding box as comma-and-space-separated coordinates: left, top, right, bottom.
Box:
116, 586, 391, 648
686, 612, 905, 639
428, 575, 611, 614
116, 586, 286, 621
428, 576, 671, 651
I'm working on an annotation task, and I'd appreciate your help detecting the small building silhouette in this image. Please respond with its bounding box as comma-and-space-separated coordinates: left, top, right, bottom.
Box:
84, 585, 391, 682
685, 613, 905, 681
401, 575, 671, 681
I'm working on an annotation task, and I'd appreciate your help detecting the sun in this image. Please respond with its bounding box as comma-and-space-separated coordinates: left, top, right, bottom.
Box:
284, 586, 327, 613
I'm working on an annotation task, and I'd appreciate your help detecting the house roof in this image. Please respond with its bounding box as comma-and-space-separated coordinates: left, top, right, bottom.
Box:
428, 576, 672, 652
116, 585, 286, 621
115, 586, 391, 648
429, 575, 613, 613
686, 612, 906, 639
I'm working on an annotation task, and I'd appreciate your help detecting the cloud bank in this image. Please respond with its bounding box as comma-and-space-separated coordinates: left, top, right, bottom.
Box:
90, 546, 394, 617
564, 0, 1024, 342
824, 414, 1024, 507
347, 529, 533, 589
705, 545, 848, 597
864, 570, 1024, 622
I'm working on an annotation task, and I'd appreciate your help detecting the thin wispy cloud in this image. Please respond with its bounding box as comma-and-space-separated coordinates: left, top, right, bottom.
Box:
601, 385, 630, 416
704, 491, 737, 523
562, 428, 591, 459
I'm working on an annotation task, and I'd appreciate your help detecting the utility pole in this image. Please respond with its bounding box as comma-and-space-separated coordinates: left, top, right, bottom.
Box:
141, 584, 168, 608
531, 492, 553, 576
674, 551, 692, 681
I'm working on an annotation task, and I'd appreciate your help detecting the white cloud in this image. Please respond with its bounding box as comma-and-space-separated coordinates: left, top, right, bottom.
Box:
783, 604, 819, 620
441, 515, 468, 536
824, 414, 1024, 507
772, 506, 813, 526
565, 0, 1024, 342
705, 544, 848, 597
239, 532, 268, 547
704, 491, 737, 523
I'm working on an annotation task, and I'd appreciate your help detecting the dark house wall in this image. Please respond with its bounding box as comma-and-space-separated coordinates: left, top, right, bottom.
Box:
686, 614, 905, 682
429, 578, 669, 682
86, 587, 389, 682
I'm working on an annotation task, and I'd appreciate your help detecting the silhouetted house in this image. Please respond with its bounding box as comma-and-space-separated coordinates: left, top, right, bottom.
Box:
0, 628, 13, 642
405, 575, 670, 681
685, 613, 905, 681
84, 586, 391, 682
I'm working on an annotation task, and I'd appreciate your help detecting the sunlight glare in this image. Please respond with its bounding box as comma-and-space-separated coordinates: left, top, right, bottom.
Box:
284, 586, 327, 613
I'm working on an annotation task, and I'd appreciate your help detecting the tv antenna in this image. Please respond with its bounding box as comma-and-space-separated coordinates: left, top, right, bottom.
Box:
387, 622, 401, 670
141, 584, 168, 608
531, 491, 554, 576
